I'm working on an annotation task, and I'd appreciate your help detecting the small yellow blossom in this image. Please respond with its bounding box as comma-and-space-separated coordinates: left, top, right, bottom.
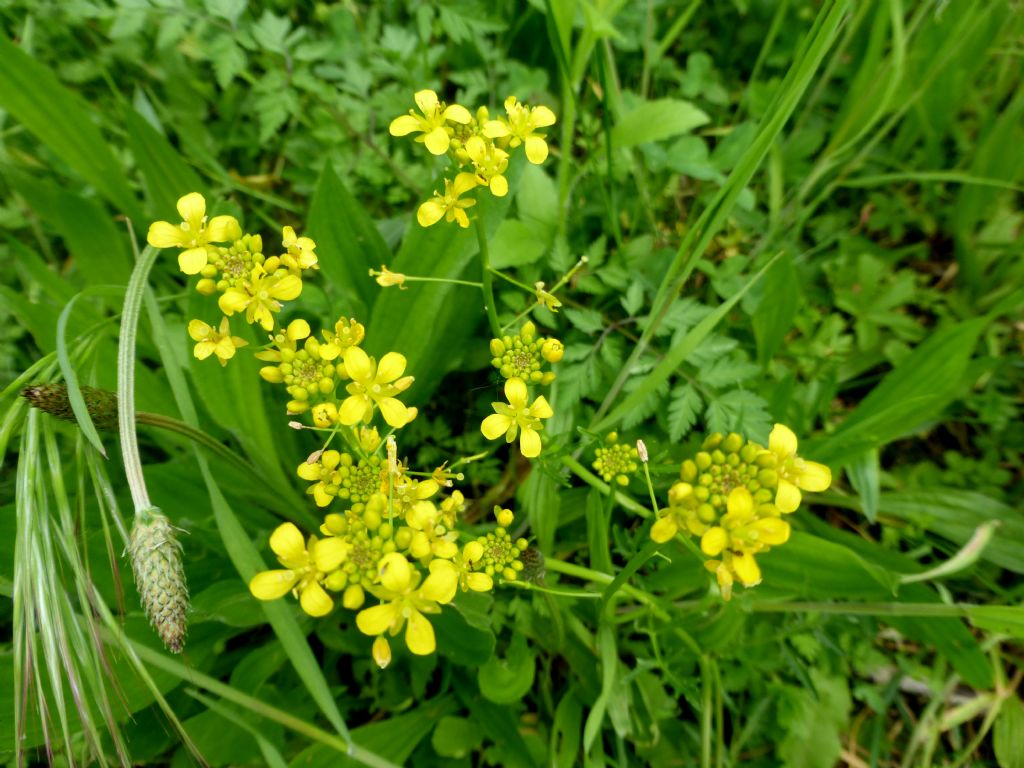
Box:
464, 136, 510, 197
768, 424, 832, 513
480, 377, 553, 458
338, 346, 415, 428
483, 96, 557, 164
372, 266, 407, 289
187, 317, 247, 366
147, 192, 241, 275
389, 89, 472, 155
355, 553, 458, 657
319, 317, 366, 361
218, 265, 303, 330
249, 523, 349, 617
281, 226, 318, 270
455, 541, 494, 592
417, 172, 479, 228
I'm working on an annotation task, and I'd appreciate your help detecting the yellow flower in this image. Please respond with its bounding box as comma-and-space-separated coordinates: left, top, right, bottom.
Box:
146, 192, 241, 275
405, 501, 459, 560
218, 265, 303, 330
768, 424, 832, 513
698, 488, 790, 559
255, 319, 311, 365
249, 523, 349, 617
455, 541, 494, 593
187, 317, 247, 366
480, 377, 553, 458
389, 89, 472, 155
483, 96, 557, 164
703, 551, 763, 602
281, 226, 318, 270
417, 172, 479, 228
355, 553, 458, 656
464, 136, 509, 197
338, 346, 415, 428
372, 265, 407, 289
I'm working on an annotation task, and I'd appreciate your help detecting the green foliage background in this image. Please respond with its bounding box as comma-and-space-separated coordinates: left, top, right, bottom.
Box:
0, 0, 1022, 766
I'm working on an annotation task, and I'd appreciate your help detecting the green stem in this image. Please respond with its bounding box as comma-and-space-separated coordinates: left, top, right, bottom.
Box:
701, 655, 713, 768
544, 558, 668, 620
488, 267, 536, 294
560, 455, 651, 518
475, 208, 502, 337
390, 275, 483, 288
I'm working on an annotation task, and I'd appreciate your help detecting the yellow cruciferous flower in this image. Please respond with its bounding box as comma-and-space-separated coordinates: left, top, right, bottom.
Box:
480, 377, 553, 458
218, 265, 303, 330
483, 96, 557, 164
281, 226, 318, 270
187, 317, 247, 366
389, 89, 472, 155
147, 192, 241, 275
338, 346, 415, 428
355, 553, 458, 660
249, 523, 349, 617
464, 135, 510, 197
417, 172, 479, 228
768, 424, 832, 513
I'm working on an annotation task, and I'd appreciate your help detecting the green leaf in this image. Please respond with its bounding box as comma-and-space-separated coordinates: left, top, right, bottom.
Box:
611, 98, 710, 147
809, 318, 986, 464
431, 716, 483, 759
759, 532, 898, 599
478, 634, 536, 704
845, 449, 880, 523
56, 292, 112, 457
0, 35, 142, 221
752, 252, 799, 366
123, 106, 205, 221
307, 163, 390, 319
432, 607, 496, 667
994, 692, 1024, 768
489, 219, 548, 268
965, 606, 1024, 639
665, 383, 700, 442
776, 670, 851, 768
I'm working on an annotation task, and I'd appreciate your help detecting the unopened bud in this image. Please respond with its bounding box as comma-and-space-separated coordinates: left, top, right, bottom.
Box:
636, 439, 649, 463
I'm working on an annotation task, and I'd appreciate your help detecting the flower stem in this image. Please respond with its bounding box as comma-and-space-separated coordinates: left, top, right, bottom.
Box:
560, 455, 651, 518
488, 267, 535, 293
543, 558, 667, 619
474, 207, 502, 338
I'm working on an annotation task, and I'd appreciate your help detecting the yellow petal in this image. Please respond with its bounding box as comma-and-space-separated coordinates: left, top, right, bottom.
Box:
413, 89, 439, 114
313, 537, 349, 572
481, 413, 512, 440
524, 135, 549, 164
272, 274, 303, 301
218, 289, 250, 315
377, 397, 410, 428
343, 584, 365, 610
372, 635, 392, 669
726, 487, 754, 518
343, 345, 372, 383
376, 351, 407, 382
503, 377, 527, 406
519, 427, 541, 458
732, 553, 762, 587
751, 518, 790, 546
147, 220, 184, 248
378, 553, 413, 593
769, 423, 797, 457
700, 527, 728, 557
483, 119, 510, 138
775, 479, 802, 514
287, 318, 311, 340
530, 395, 554, 419
417, 199, 446, 227
650, 516, 678, 543
356, 602, 401, 636
338, 394, 370, 426
299, 581, 333, 617
443, 103, 472, 124
531, 105, 557, 127
178, 247, 209, 275
421, 560, 458, 604
207, 215, 241, 242
389, 114, 421, 136
213, 337, 237, 361
193, 341, 215, 361
423, 126, 450, 155
269, 523, 306, 562
405, 610, 436, 655
249, 570, 297, 600
796, 460, 832, 492
188, 319, 212, 341
453, 172, 479, 196
463, 541, 484, 563
467, 572, 493, 592
176, 192, 206, 223
312, 485, 334, 508
464, 135, 485, 163
296, 462, 321, 481
489, 175, 509, 197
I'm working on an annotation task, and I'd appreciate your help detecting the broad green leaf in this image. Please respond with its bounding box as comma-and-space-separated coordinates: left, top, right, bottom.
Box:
845, 449, 880, 523
123, 106, 206, 220
759, 532, 898, 599
776, 670, 851, 768
995, 695, 1024, 768
752, 252, 799, 366
433, 607, 496, 667
965, 606, 1024, 640
431, 716, 483, 759
611, 98, 710, 147
307, 163, 390, 319
489, 219, 548, 268
478, 633, 536, 704
0, 35, 142, 222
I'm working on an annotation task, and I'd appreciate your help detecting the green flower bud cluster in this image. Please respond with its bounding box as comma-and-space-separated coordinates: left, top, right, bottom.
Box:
475, 525, 529, 581
489, 321, 563, 384
277, 344, 340, 406
202, 234, 265, 292
592, 432, 639, 485
321, 495, 398, 604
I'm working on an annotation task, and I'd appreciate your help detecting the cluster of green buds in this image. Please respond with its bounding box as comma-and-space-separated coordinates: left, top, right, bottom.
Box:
650, 425, 831, 600
480, 321, 563, 458
592, 432, 640, 486
389, 90, 556, 228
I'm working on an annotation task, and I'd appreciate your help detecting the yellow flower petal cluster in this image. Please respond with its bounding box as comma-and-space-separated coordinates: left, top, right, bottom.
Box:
389, 90, 556, 228
146, 192, 241, 275
480, 377, 553, 458
649, 425, 831, 600
187, 317, 247, 366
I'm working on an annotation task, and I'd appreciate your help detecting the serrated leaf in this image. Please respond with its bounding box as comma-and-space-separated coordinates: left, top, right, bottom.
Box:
621, 282, 644, 316
667, 384, 702, 441
697, 355, 760, 388
705, 390, 771, 443
563, 307, 605, 334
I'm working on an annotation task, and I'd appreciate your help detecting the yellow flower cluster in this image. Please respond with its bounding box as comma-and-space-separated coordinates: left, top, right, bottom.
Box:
147, 193, 319, 366
480, 322, 563, 458
251, 452, 528, 667
389, 90, 556, 228
650, 424, 831, 600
